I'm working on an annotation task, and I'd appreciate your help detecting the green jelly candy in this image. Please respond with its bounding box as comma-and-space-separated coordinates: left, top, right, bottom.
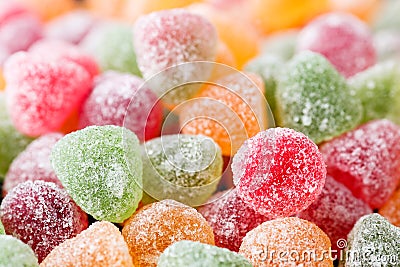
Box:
51, 125, 142, 223
158, 241, 252, 267
260, 30, 298, 61
345, 214, 400, 267
276, 51, 362, 144
0, 235, 39, 267
142, 134, 222, 207
0, 220, 4, 235
82, 23, 141, 76
0, 93, 32, 180
349, 61, 400, 124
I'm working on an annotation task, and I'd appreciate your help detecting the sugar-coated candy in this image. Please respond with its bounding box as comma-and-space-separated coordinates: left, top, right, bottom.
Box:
0, 235, 39, 267
349, 61, 400, 124
41, 221, 133, 267
51, 125, 142, 223
157, 241, 253, 267
4, 52, 92, 137
232, 127, 326, 218
260, 30, 298, 61
297, 12, 376, 78
142, 134, 222, 206
0, 181, 88, 262
79, 71, 163, 142
81, 23, 141, 76
320, 119, 400, 209
345, 214, 400, 267
379, 188, 400, 227
239, 217, 333, 266
298, 176, 372, 251
122, 199, 215, 267
276, 51, 362, 144
180, 72, 267, 156
16, 0, 76, 20
0, 220, 4, 235
3, 133, 63, 196
198, 188, 269, 252
374, 30, 400, 62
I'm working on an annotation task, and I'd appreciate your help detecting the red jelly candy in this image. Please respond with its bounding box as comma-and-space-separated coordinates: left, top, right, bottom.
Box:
3, 133, 64, 196
232, 127, 326, 218
198, 188, 270, 252
0, 180, 88, 262
320, 119, 400, 209
298, 176, 372, 251
4, 52, 92, 136
297, 12, 376, 77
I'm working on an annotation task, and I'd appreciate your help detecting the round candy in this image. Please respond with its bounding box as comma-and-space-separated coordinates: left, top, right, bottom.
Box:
41, 221, 133, 267
142, 134, 222, 206
297, 12, 376, 78
0, 220, 4, 235
298, 176, 372, 251
3, 133, 63, 196
79, 71, 163, 142
276, 51, 362, 144
158, 241, 253, 267
379, 188, 400, 227
0, 235, 39, 267
122, 199, 215, 267
239, 217, 333, 266
198, 188, 270, 252
260, 30, 298, 61
320, 119, 400, 209
51, 125, 143, 223
4, 52, 92, 137
232, 127, 326, 218
0, 180, 88, 262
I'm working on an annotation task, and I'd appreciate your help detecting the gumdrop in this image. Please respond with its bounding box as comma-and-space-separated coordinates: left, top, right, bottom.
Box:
232, 127, 326, 218
320, 119, 400, 209
51, 125, 143, 223
122, 199, 214, 267
198, 188, 270, 252
0, 235, 39, 267
345, 214, 400, 267
239, 217, 333, 266
4, 52, 92, 137
380, 188, 400, 227
142, 134, 222, 206
41, 221, 133, 267
260, 30, 298, 61
0, 180, 88, 262
0, 220, 4, 235
298, 176, 372, 251
297, 12, 376, 78
79, 71, 163, 142
276, 51, 362, 144
158, 241, 252, 267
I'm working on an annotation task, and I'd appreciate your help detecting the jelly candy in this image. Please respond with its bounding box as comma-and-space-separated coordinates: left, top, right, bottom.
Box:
380, 188, 400, 227
0, 235, 39, 267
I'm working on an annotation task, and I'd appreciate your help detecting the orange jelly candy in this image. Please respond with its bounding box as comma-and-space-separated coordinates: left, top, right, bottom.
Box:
122, 200, 214, 267
180, 72, 267, 156
239, 217, 333, 267
16, 0, 76, 20
40, 221, 133, 267
379, 188, 400, 227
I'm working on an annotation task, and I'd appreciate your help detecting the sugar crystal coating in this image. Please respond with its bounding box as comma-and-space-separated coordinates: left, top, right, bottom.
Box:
40, 221, 133, 267
345, 214, 400, 267
157, 240, 252, 267
239, 217, 333, 266
198, 188, 270, 252
0, 235, 39, 267
0, 180, 88, 262
320, 119, 400, 209
276, 51, 362, 144
122, 199, 215, 267
51, 125, 143, 223
3, 133, 63, 195
232, 127, 326, 218
0, 220, 4, 235
380, 188, 400, 227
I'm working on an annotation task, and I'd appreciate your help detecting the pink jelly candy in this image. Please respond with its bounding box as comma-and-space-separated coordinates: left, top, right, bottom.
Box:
320, 119, 400, 209
298, 176, 372, 251
0, 180, 88, 262
4, 51, 92, 137
3, 133, 64, 196
198, 188, 270, 252
79, 71, 163, 142
297, 12, 376, 78
232, 127, 326, 218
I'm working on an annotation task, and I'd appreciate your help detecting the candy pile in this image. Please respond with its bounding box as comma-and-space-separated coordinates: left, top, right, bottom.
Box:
0, 0, 400, 267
